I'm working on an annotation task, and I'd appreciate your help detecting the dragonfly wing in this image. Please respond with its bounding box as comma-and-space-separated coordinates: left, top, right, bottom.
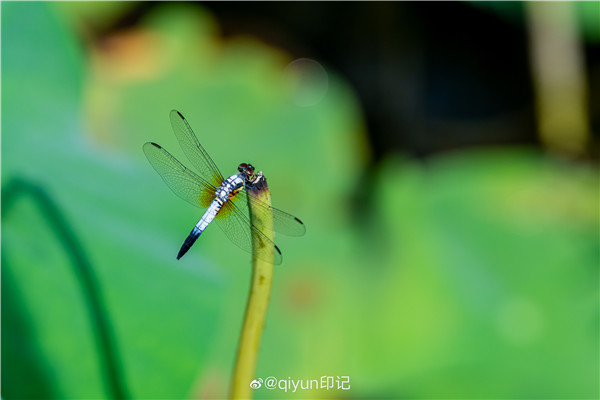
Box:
143, 142, 216, 209
170, 110, 224, 186
214, 199, 283, 265
241, 191, 306, 237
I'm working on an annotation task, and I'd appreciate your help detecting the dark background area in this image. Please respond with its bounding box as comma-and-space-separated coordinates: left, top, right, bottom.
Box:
90, 1, 599, 160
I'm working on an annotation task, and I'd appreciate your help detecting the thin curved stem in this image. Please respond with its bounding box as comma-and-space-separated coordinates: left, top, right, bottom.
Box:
231, 172, 275, 399
2, 177, 129, 400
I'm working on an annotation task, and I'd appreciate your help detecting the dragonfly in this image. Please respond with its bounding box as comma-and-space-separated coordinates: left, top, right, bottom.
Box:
143, 110, 305, 264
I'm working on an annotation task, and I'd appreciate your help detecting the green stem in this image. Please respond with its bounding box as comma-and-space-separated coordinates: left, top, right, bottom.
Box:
2, 178, 129, 400
231, 172, 275, 399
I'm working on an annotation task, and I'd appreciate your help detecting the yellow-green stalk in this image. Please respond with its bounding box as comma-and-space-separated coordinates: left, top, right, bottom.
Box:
231, 172, 275, 399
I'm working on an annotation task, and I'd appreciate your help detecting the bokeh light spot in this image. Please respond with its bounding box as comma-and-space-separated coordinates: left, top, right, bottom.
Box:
283, 58, 329, 107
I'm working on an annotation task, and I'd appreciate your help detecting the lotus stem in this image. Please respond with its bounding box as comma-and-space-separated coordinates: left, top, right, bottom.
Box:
231, 172, 275, 399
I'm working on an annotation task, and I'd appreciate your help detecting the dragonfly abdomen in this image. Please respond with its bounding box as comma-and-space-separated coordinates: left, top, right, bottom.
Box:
177, 200, 222, 260
177, 226, 202, 260
177, 174, 243, 260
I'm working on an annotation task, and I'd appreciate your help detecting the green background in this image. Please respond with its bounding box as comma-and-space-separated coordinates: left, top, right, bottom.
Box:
2, 2, 598, 399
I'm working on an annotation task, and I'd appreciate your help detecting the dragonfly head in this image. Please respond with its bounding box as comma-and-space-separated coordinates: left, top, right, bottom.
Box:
238, 163, 255, 181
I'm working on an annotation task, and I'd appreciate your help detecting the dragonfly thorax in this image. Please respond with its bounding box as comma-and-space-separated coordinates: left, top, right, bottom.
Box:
215, 174, 245, 202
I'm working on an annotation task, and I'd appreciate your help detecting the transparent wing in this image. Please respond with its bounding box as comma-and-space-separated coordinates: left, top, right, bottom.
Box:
143, 142, 216, 209
215, 199, 283, 265
170, 110, 224, 186
240, 190, 306, 237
